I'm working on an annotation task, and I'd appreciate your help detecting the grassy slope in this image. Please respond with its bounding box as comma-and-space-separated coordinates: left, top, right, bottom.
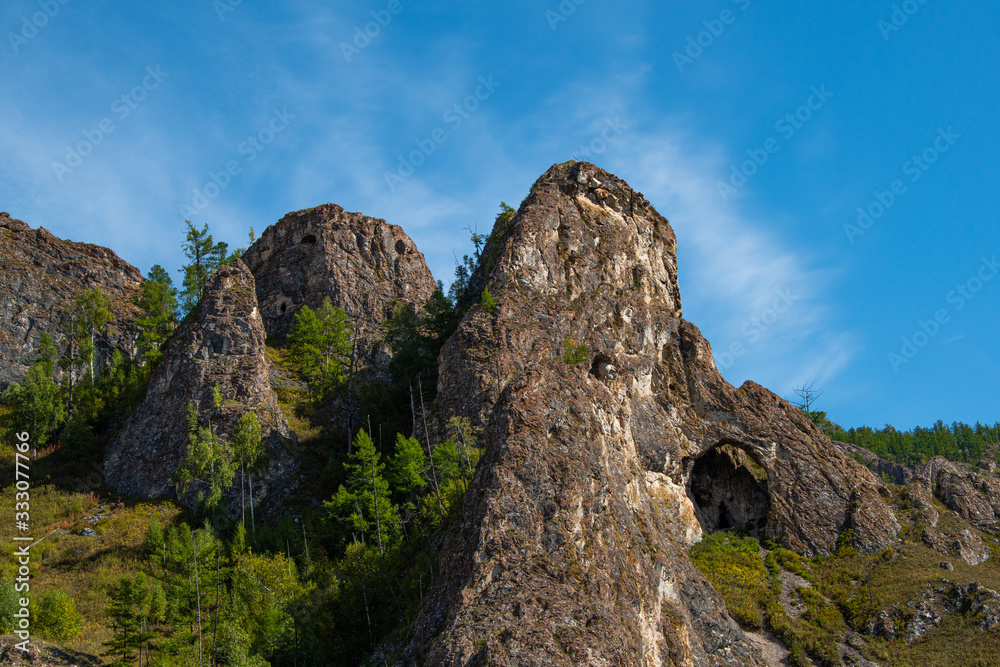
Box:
691, 484, 1000, 667
0, 446, 188, 661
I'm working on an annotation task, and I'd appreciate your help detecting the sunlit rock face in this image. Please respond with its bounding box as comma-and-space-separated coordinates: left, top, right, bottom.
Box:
242, 203, 438, 342
401, 162, 898, 666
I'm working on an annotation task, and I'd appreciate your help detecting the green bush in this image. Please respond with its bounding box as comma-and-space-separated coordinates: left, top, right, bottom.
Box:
562, 334, 589, 365
0, 579, 20, 633
481, 286, 496, 312
34, 588, 83, 640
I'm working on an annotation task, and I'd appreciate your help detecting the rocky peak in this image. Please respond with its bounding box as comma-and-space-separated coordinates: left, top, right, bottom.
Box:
242, 203, 438, 342
405, 162, 899, 665
0, 215, 143, 390
103, 260, 296, 514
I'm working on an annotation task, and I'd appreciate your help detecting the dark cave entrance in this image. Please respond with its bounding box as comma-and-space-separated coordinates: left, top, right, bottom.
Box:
689, 444, 770, 536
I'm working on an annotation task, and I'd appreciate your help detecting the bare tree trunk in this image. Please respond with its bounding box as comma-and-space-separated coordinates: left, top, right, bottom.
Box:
249, 475, 255, 532
213, 544, 221, 665
193, 535, 203, 667
371, 419, 383, 556
67, 321, 75, 417
417, 377, 446, 519
240, 458, 246, 526
347, 317, 360, 455
89, 327, 96, 380
410, 381, 418, 437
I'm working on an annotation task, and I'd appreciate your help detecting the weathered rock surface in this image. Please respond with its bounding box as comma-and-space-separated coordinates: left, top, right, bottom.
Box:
402, 162, 899, 665
915, 456, 1000, 527
869, 580, 1000, 641
834, 440, 915, 485
242, 203, 438, 343
103, 260, 295, 514
0, 213, 142, 390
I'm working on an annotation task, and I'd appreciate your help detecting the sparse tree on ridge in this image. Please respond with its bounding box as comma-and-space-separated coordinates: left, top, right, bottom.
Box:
179, 220, 229, 316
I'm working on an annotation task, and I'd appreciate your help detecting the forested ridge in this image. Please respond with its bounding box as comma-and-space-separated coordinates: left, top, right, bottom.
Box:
826, 420, 1000, 465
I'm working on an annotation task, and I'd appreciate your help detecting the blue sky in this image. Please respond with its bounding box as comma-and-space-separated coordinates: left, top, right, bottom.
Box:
1, 0, 997, 431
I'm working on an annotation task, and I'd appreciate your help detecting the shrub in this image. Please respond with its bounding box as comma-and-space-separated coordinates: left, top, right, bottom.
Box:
0, 579, 19, 633
481, 286, 496, 313
34, 588, 83, 640
562, 334, 589, 365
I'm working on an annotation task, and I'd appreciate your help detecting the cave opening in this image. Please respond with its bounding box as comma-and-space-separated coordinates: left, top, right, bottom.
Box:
688, 443, 770, 537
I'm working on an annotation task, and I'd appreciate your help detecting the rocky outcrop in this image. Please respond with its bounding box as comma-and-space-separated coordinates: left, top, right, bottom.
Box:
869, 581, 1000, 641
402, 162, 899, 665
0, 213, 142, 390
915, 456, 1000, 527
242, 203, 438, 343
103, 260, 295, 514
834, 440, 915, 485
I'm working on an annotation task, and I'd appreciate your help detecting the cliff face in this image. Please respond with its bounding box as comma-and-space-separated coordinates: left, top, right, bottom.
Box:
103, 260, 296, 514
242, 203, 438, 343
0, 213, 143, 390
405, 162, 899, 665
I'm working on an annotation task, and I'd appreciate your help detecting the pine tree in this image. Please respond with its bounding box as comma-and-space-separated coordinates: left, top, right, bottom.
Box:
231, 411, 265, 528
1, 364, 65, 445
286, 298, 351, 400
326, 429, 400, 554
57, 287, 113, 415
179, 220, 228, 316
72, 287, 114, 380
480, 285, 496, 312
103, 575, 149, 666
136, 264, 178, 364
177, 402, 237, 516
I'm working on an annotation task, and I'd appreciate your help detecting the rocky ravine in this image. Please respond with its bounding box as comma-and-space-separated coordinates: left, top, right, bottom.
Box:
401, 162, 900, 665
0, 213, 143, 391
103, 260, 296, 514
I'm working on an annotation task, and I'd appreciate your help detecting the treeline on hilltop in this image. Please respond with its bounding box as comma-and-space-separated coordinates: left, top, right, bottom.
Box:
823, 419, 1000, 466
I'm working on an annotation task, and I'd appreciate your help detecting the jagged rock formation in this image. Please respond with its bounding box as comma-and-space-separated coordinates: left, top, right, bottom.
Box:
915, 456, 1000, 527
242, 203, 438, 343
834, 440, 916, 485
103, 260, 295, 514
403, 162, 899, 665
836, 446, 999, 565
868, 581, 1000, 640
0, 213, 142, 390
